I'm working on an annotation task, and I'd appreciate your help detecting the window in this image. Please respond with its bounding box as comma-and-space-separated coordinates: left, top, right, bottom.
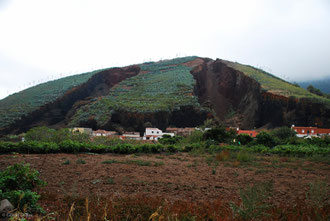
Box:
311, 130, 314, 133
157, 131, 159, 134
302, 129, 304, 133
152, 131, 154, 133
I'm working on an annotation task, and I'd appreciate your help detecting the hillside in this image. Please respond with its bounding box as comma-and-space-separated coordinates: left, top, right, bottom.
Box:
223, 60, 329, 103
0, 69, 105, 128
0, 56, 329, 135
70, 57, 204, 127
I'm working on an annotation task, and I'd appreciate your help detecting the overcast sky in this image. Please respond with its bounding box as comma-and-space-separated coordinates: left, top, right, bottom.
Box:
0, 0, 330, 99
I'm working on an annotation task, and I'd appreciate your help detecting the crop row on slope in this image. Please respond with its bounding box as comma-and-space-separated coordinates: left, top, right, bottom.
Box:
223, 60, 330, 105
0, 69, 109, 128
70, 57, 202, 126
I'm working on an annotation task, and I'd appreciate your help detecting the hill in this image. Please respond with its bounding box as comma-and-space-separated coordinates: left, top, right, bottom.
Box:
0, 56, 329, 135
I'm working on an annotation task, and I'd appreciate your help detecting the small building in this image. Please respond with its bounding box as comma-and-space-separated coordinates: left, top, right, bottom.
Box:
165, 127, 195, 137
121, 132, 141, 140
143, 128, 174, 141
237, 130, 259, 138
71, 127, 93, 135
291, 125, 330, 137
92, 130, 118, 137
316, 128, 330, 136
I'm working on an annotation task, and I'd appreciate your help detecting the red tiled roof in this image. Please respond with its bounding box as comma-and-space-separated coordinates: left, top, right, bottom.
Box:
237, 130, 259, 138
317, 128, 330, 134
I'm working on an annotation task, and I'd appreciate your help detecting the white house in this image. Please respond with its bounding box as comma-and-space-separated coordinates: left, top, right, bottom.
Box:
143, 128, 174, 141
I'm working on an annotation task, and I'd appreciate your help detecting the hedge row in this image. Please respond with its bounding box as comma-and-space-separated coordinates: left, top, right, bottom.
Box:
0, 141, 328, 156
209, 144, 330, 156
0, 141, 179, 154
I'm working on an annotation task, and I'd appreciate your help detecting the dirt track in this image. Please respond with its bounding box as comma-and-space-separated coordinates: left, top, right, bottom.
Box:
0, 153, 329, 206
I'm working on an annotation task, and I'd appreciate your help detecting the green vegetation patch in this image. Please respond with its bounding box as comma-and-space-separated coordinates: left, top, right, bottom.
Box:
0, 69, 109, 128
70, 56, 201, 126
223, 60, 330, 105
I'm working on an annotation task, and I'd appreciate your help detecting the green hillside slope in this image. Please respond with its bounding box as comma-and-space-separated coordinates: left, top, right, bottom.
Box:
70, 56, 201, 126
223, 60, 329, 104
0, 69, 106, 128
0, 56, 329, 130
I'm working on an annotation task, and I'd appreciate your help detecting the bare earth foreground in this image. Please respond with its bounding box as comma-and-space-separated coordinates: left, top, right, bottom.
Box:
0, 153, 329, 219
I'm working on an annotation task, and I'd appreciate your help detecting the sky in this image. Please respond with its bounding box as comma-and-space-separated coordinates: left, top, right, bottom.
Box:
0, 0, 330, 99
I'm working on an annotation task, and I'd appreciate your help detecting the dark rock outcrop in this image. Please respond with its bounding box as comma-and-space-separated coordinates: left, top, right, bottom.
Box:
190, 58, 330, 129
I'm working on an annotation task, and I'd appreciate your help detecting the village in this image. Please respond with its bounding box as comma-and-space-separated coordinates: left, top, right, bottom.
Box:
71, 125, 330, 141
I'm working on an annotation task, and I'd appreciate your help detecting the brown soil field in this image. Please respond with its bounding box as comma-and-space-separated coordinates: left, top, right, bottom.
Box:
0, 153, 329, 220
0, 153, 329, 203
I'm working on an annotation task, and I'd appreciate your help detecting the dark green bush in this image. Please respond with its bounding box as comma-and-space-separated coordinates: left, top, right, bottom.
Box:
159, 135, 183, 145
203, 126, 236, 143
166, 145, 178, 153
59, 140, 82, 153
0, 163, 46, 213
237, 134, 253, 145
255, 132, 277, 148
24, 126, 56, 142
270, 126, 296, 142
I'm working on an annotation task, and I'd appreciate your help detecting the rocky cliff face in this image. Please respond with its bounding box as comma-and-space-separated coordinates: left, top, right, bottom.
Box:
190, 58, 261, 129
1, 57, 329, 136
190, 58, 330, 129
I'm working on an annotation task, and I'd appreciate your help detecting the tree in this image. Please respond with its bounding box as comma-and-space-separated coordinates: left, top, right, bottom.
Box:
25, 127, 56, 142
307, 85, 323, 96
203, 126, 236, 143
270, 126, 296, 140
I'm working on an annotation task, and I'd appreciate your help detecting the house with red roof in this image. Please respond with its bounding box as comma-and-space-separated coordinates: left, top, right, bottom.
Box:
237, 130, 259, 138
291, 125, 330, 137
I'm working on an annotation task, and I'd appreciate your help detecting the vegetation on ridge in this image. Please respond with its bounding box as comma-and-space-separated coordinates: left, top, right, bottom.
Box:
223, 60, 330, 105
0, 69, 108, 128
70, 56, 202, 126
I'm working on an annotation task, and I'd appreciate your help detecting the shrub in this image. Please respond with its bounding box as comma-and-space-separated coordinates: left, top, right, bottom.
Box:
59, 140, 82, 153
24, 126, 56, 142
237, 134, 253, 145
256, 132, 277, 148
76, 158, 86, 164
236, 150, 254, 162
230, 181, 273, 220
166, 145, 178, 153
270, 126, 296, 141
203, 126, 235, 143
0, 163, 46, 213
159, 135, 183, 145
306, 179, 329, 208
216, 150, 231, 161
183, 130, 204, 144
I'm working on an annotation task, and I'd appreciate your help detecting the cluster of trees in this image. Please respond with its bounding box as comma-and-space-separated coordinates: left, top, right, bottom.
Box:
24, 126, 90, 143
160, 125, 329, 148
307, 85, 330, 99
0, 125, 329, 156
